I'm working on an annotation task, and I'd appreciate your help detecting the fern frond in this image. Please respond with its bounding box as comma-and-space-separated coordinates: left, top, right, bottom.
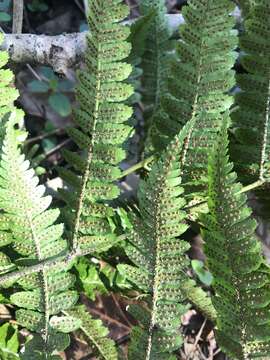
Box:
118, 120, 196, 359
151, 0, 237, 196
231, 0, 270, 183
138, 0, 172, 154
60, 0, 133, 254
0, 37, 78, 357
139, 0, 171, 109
67, 306, 117, 360
0, 113, 79, 356
201, 124, 270, 359
0, 39, 19, 122
182, 279, 217, 323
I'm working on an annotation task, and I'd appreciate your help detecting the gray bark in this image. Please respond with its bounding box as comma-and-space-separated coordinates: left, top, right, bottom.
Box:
0, 14, 184, 74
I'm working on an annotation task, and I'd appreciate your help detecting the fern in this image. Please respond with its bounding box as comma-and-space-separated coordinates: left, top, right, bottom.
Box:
152, 0, 237, 198
1, 1, 270, 359
118, 120, 198, 359
0, 44, 19, 112
0, 35, 79, 359
138, 0, 172, 154
181, 279, 217, 323
201, 124, 270, 359
59, 0, 133, 254
231, 0, 270, 183
0, 115, 80, 359
67, 306, 117, 360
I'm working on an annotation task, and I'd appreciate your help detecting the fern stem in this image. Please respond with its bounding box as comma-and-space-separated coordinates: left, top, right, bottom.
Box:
72, 146, 93, 251
0, 253, 67, 285
0, 234, 127, 286
120, 155, 155, 178
145, 190, 164, 360
145, 125, 194, 359
238, 179, 265, 194
26, 212, 50, 345
185, 180, 265, 213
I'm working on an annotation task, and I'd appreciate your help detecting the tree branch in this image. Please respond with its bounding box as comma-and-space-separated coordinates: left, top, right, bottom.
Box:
1, 32, 87, 74
12, 0, 24, 34
0, 14, 184, 74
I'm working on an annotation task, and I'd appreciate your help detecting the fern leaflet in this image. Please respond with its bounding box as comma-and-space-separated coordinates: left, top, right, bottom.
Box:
152, 0, 237, 201
201, 124, 270, 359
60, 0, 133, 254
0, 35, 78, 359
67, 306, 117, 360
138, 0, 172, 154
118, 120, 197, 359
232, 0, 270, 183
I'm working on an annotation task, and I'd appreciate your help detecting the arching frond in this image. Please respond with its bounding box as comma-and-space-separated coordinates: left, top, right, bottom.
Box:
138, 0, 173, 154
60, 0, 134, 254
0, 34, 78, 359
118, 120, 196, 359
202, 124, 270, 359
232, 0, 270, 183
151, 0, 237, 200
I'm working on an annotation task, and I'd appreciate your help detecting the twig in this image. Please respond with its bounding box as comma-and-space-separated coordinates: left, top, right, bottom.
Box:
187, 319, 207, 360
213, 348, 221, 357
83, 0, 89, 14
238, 179, 265, 194
74, 0, 85, 14
43, 138, 71, 159
88, 307, 130, 331
25, 128, 65, 145
26, 63, 46, 82
194, 319, 207, 348
27, 138, 71, 165
111, 292, 133, 328
12, 0, 24, 34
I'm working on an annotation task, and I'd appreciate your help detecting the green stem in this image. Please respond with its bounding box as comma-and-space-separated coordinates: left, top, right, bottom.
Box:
0, 234, 127, 286
120, 155, 155, 178
185, 180, 265, 212
238, 180, 265, 194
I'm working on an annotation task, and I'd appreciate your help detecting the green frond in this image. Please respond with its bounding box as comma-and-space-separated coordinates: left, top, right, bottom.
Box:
138, 0, 173, 154
0, 113, 79, 354
150, 0, 237, 196
60, 0, 133, 254
201, 124, 270, 359
0, 34, 19, 122
20, 332, 70, 360
139, 0, 171, 105
119, 120, 196, 359
67, 306, 117, 360
0, 40, 78, 356
231, 0, 270, 183
182, 279, 217, 323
